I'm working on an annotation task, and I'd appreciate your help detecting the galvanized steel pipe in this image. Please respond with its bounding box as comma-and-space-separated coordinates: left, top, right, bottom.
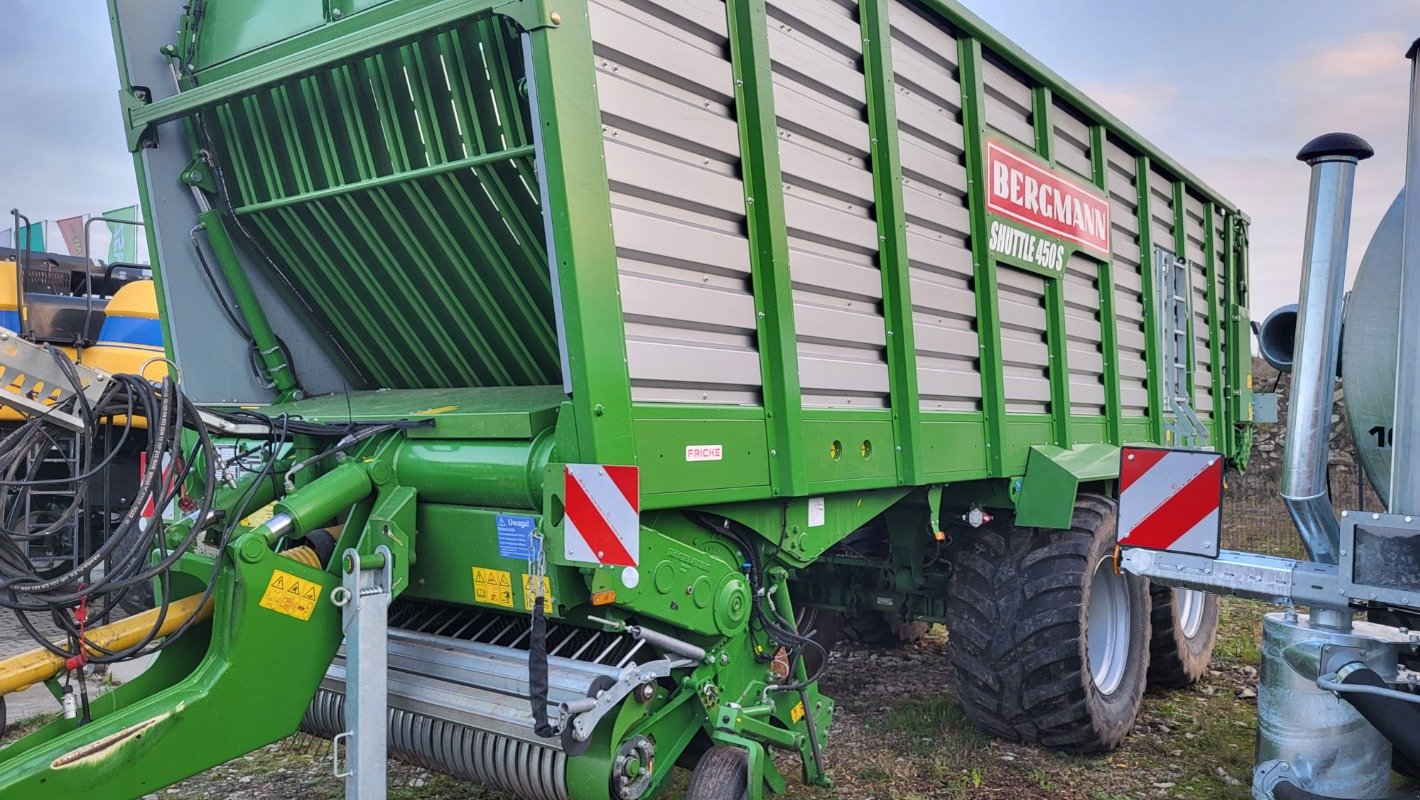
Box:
1282, 134, 1372, 565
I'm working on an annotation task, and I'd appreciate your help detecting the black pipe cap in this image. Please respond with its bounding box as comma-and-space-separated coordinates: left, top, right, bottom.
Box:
1296, 132, 1375, 163
1408, 37, 1420, 60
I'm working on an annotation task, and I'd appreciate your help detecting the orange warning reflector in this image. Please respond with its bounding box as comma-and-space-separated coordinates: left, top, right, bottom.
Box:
933, 530, 946, 541
591, 591, 617, 606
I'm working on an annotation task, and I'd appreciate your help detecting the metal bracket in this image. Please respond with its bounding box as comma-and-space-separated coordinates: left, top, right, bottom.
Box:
1120, 546, 1348, 611
120, 86, 155, 152
566, 658, 681, 743
1126, 511, 1420, 614
1252, 391, 1280, 424
1253, 759, 1298, 799
0, 332, 112, 431
338, 545, 392, 800
180, 155, 218, 194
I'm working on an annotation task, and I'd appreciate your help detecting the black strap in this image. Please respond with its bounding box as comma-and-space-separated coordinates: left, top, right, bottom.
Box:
528, 599, 556, 738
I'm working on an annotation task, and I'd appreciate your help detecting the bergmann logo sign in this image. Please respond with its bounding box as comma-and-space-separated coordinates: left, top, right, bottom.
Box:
984, 140, 1111, 277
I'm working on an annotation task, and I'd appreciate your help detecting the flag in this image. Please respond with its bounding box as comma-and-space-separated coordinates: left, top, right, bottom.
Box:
0, 229, 10, 249
17, 223, 44, 252
105, 205, 140, 263
56, 215, 86, 257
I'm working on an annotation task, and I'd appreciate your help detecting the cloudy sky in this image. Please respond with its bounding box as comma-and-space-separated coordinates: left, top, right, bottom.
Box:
1, 1, 1417, 317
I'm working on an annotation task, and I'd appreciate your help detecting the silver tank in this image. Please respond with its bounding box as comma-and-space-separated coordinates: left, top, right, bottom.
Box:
1342, 191, 1403, 506
1253, 612, 1404, 799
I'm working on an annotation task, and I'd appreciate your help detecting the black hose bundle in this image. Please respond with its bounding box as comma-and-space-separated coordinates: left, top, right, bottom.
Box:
0, 350, 232, 667
0, 347, 426, 674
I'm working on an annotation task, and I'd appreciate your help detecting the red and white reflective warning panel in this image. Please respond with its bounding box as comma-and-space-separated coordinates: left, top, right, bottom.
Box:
564, 464, 640, 567
1117, 447, 1223, 557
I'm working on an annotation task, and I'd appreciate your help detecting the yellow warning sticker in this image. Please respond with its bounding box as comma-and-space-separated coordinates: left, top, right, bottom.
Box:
473, 567, 515, 608
790, 701, 805, 724
259, 569, 321, 621
521, 574, 553, 613
241, 502, 276, 528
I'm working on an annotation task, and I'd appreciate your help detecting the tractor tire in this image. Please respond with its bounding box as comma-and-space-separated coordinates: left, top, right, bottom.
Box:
684, 746, 749, 800
945, 494, 1150, 753
1147, 585, 1220, 689
840, 610, 929, 648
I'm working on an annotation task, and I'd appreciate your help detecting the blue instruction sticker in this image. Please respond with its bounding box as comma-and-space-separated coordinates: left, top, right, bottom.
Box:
496, 514, 537, 560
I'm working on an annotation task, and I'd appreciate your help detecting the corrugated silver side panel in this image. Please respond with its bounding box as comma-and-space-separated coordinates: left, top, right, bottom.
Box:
981, 54, 1034, 147
1063, 253, 1105, 415
1051, 98, 1093, 181
889, 0, 981, 413
1053, 96, 1105, 416
768, 0, 889, 408
982, 50, 1049, 414
591, 0, 763, 405
1107, 135, 1149, 417
1184, 192, 1213, 415
1148, 166, 1175, 260
997, 268, 1050, 414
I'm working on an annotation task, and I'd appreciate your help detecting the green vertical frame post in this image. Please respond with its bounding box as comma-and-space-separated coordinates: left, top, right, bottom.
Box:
524, 13, 637, 464
1134, 156, 1164, 443
1203, 201, 1226, 446
726, 0, 807, 496
1032, 86, 1072, 447
957, 38, 1006, 474
1089, 125, 1122, 444
859, 0, 924, 485
1171, 180, 1197, 410
1224, 214, 1253, 434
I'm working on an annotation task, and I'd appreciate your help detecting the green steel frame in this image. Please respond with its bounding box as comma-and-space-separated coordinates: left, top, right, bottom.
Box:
112, 0, 1253, 514
1090, 124, 1124, 446
861, 0, 925, 486
726, 0, 807, 498
5, 1, 1253, 796
957, 36, 1009, 476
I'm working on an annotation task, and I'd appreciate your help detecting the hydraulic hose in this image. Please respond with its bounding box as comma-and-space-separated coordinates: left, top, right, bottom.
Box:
1337, 667, 1420, 769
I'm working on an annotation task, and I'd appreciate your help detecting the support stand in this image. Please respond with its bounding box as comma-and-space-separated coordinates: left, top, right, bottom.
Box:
333, 546, 392, 800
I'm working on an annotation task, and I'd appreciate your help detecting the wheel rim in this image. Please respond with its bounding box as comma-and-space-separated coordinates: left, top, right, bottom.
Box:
1176, 588, 1206, 639
1087, 557, 1131, 695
